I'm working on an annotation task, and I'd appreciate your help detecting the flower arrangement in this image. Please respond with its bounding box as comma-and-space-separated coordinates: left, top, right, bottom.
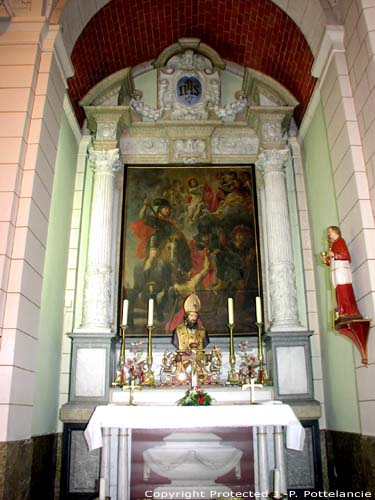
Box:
177, 387, 213, 406
125, 341, 145, 384
238, 341, 258, 384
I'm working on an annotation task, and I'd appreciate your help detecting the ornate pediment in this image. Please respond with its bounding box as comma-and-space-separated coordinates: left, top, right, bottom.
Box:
130, 39, 247, 123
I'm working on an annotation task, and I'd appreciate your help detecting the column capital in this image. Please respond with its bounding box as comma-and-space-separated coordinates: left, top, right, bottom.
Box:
88, 148, 122, 174
256, 148, 290, 174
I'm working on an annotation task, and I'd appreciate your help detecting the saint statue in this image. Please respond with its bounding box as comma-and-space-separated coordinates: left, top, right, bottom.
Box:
159, 293, 221, 385
321, 226, 362, 321
172, 293, 209, 351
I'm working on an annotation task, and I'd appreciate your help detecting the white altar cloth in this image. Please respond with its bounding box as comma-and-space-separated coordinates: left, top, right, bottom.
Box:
84, 403, 305, 452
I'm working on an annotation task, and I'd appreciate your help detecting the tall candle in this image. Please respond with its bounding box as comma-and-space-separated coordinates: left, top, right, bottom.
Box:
122, 299, 129, 326
228, 297, 234, 325
99, 477, 105, 500
273, 468, 280, 499
147, 298, 154, 326
191, 371, 197, 388
256, 296, 262, 323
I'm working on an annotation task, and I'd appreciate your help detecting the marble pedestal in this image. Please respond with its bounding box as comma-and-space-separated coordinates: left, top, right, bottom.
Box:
68, 330, 115, 403
265, 330, 314, 401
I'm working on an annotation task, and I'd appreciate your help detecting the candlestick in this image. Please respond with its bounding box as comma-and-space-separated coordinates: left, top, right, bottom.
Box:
226, 323, 240, 385
273, 469, 281, 499
122, 299, 129, 326
228, 297, 234, 325
256, 296, 262, 323
112, 324, 128, 387
147, 298, 154, 326
143, 324, 155, 386
99, 478, 105, 500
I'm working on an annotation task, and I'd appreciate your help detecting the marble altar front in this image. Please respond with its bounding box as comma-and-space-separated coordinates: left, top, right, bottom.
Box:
85, 400, 305, 500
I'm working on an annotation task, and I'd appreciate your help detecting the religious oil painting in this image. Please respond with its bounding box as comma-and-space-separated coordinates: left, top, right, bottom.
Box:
130, 428, 255, 499
121, 165, 261, 336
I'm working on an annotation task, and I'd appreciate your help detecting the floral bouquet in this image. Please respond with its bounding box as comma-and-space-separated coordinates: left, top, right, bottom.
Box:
125, 341, 146, 384
238, 341, 258, 384
177, 387, 213, 406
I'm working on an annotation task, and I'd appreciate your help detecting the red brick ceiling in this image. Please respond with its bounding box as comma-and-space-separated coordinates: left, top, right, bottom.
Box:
68, 0, 316, 126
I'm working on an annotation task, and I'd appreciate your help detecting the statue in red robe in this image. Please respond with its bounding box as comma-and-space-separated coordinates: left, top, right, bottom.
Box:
322, 226, 362, 320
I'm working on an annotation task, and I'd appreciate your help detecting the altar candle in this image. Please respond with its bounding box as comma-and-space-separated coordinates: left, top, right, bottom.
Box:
147, 298, 154, 326
122, 299, 129, 326
256, 296, 262, 323
273, 469, 281, 499
228, 297, 234, 325
250, 377, 255, 403
192, 371, 197, 388
99, 477, 105, 500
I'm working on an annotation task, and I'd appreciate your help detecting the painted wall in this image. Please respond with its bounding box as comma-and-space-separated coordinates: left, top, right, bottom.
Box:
301, 100, 361, 433
32, 110, 78, 435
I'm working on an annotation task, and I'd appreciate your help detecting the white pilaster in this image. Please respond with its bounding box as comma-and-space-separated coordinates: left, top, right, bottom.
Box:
82, 148, 120, 331
258, 149, 301, 331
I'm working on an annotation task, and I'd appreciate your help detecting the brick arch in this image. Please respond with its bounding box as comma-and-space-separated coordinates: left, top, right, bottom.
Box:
67, 0, 317, 126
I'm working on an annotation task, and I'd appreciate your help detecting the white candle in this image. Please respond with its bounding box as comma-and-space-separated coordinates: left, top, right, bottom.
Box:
122, 299, 129, 326
99, 477, 105, 500
228, 297, 234, 325
256, 296, 262, 323
147, 298, 154, 326
191, 371, 197, 388
250, 377, 255, 403
273, 468, 280, 498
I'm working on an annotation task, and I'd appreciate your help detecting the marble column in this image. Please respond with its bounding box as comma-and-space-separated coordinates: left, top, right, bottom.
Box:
82, 148, 120, 331
257, 149, 301, 331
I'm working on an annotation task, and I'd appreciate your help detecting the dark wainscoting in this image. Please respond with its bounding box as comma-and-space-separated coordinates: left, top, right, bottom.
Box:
325, 430, 375, 493
0, 433, 60, 500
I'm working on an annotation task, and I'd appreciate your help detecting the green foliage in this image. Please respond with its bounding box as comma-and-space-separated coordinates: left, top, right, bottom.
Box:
177, 387, 213, 406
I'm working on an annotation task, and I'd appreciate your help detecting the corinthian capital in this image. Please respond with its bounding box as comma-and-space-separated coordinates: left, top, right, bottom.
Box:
88, 148, 122, 174
256, 148, 290, 175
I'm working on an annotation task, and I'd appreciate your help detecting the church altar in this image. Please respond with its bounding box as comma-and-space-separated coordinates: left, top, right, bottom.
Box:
84, 401, 304, 500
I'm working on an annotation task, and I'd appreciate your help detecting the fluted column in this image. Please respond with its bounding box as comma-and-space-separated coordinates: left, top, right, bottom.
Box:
82, 148, 120, 330
257, 149, 301, 331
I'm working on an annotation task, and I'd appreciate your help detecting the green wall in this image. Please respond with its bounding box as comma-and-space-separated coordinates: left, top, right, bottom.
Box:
301, 101, 361, 433
32, 110, 78, 435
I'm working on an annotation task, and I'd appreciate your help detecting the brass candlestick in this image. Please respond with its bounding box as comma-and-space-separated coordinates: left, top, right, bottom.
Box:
143, 324, 155, 386
112, 324, 128, 387
226, 323, 240, 385
256, 321, 270, 385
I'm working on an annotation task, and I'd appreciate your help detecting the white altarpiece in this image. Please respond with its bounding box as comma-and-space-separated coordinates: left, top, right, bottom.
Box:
62, 39, 321, 499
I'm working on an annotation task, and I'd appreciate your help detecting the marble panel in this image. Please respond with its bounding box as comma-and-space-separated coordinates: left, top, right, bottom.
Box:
276, 346, 308, 396
325, 430, 375, 491
29, 434, 59, 500
69, 430, 100, 493
75, 347, 106, 397
286, 427, 315, 489
0, 438, 32, 500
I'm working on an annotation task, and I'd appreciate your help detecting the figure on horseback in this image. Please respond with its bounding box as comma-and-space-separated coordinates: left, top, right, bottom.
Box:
128, 196, 192, 325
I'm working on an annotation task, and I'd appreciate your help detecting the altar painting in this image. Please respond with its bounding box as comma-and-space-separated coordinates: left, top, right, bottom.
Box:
121, 166, 260, 335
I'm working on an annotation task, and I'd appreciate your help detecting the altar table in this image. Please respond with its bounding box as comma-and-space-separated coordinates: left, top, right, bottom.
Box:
84, 403, 305, 500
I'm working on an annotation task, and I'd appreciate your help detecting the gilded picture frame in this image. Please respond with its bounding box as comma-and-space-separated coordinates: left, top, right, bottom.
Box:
120, 165, 261, 337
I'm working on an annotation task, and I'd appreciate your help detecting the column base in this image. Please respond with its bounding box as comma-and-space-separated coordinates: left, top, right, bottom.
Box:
269, 324, 305, 333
